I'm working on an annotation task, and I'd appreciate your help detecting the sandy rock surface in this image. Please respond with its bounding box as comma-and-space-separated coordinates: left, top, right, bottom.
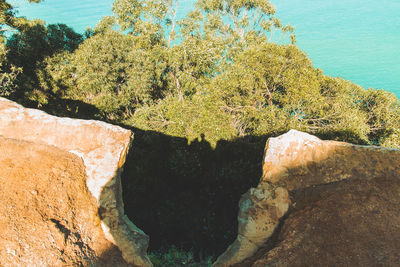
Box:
0, 97, 151, 266
0, 136, 128, 266
214, 130, 400, 266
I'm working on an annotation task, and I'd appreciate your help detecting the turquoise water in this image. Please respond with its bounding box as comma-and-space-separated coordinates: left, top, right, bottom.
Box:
12, 0, 114, 33
273, 0, 400, 98
11, 0, 400, 98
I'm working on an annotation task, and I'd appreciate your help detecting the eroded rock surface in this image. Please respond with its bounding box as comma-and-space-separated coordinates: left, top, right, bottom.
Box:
245, 177, 400, 267
0, 136, 126, 266
0, 97, 152, 266
214, 130, 400, 266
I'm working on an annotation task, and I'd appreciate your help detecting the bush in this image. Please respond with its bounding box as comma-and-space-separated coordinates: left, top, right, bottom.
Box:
149, 246, 213, 267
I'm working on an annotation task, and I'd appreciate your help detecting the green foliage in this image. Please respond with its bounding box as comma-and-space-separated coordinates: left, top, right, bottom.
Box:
0, 42, 20, 96
149, 245, 213, 266
3, 21, 83, 104
361, 89, 400, 146
6, 22, 82, 71
0, 0, 41, 42
0, 0, 44, 98
193, 0, 294, 45
38, 22, 166, 119
0, 64, 21, 96
130, 93, 237, 146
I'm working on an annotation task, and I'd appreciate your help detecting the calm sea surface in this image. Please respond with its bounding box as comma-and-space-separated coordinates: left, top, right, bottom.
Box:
12, 0, 400, 98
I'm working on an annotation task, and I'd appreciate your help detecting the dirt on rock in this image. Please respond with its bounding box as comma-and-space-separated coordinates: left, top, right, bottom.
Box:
0, 136, 129, 266
215, 130, 400, 267
236, 176, 400, 267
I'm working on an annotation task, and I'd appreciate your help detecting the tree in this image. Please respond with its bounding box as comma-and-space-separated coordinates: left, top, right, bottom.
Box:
5, 22, 83, 103
38, 18, 166, 119
0, 0, 84, 102
0, 0, 42, 97
361, 89, 400, 147
0, 0, 41, 41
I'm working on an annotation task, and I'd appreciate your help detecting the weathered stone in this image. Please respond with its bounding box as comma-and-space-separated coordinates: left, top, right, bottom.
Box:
247, 177, 400, 267
214, 130, 400, 266
0, 97, 152, 266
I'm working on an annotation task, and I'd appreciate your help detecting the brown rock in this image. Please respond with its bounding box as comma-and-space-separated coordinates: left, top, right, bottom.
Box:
0, 136, 122, 265
214, 130, 400, 266
0, 97, 152, 266
250, 177, 400, 267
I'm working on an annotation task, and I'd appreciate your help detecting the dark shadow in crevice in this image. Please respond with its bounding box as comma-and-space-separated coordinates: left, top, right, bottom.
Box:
33, 97, 271, 262
119, 127, 267, 260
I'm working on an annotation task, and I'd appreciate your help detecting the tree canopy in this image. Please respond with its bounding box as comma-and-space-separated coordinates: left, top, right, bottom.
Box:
3, 0, 391, 148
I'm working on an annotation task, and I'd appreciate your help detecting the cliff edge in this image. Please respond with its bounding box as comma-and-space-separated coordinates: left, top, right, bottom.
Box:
0, 97, 152, 266
214, 130, 400, 266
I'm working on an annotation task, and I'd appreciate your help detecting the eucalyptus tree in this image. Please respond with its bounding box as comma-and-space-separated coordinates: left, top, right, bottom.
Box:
113, 0, 296, 141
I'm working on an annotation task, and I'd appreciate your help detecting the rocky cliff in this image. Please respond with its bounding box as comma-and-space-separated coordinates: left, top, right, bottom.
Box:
0, 97, 151, 266
214, 130, 400, 266
2, 97, 399, 267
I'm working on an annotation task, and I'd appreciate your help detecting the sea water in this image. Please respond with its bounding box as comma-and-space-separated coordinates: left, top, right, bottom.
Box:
274, 0, 400, 98
11, 0, 400, 98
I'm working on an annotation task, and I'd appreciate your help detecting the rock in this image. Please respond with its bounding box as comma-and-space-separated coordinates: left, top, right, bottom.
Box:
214, 130, 400, 266
0, 97, 152, 266
246, 177, 400, 267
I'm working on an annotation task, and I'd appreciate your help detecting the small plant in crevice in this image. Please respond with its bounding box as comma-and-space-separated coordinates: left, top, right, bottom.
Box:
149, 246, 214, 267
